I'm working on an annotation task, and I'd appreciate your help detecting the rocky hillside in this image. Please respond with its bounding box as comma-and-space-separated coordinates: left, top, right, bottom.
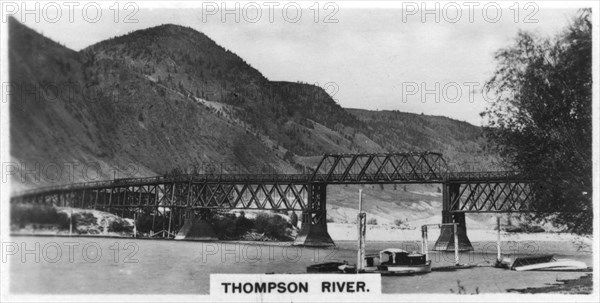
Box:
9, 19, 294, 191
348, 109, 500, 170
9, 18, 501, 226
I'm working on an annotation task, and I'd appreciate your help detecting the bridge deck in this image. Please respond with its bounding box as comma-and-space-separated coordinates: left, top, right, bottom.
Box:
12, 171, 532, 199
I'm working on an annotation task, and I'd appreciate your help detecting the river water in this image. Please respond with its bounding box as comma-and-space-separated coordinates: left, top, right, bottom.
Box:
7, 236, 592, 294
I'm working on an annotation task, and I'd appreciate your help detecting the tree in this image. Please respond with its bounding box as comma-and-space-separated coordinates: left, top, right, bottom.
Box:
481, 10, 592, 234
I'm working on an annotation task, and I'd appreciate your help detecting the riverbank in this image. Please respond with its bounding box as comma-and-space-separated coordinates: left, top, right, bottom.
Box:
327, 223, 593, 248
507, 274, 593, 294
11, 222, 593, 250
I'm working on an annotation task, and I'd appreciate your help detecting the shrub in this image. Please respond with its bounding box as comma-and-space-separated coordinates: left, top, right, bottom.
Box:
56, 212, 71, 230
394, 219, 404, 226
135, 213, 169, 233
135, 213, 153, 233
10, 204, 70, 229
367, 218, 378, 225
254, 213, 291, 240
210, 212, 255, 239
211, 214, 237, 239
73, 212, 96, 227
109, 218, 133, 233
235, 215, 254, 234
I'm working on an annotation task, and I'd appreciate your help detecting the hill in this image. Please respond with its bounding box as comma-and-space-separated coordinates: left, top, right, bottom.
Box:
347, 109, 500, 170
9, 18, 501, 227
83, 24, 372, 158
9, 19, 295, 191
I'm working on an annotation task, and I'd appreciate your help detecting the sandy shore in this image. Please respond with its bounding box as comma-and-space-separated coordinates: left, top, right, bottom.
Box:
327, 223, 593, 245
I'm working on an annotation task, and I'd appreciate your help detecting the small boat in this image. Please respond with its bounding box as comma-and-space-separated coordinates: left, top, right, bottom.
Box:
377, 248, 432, 274
307, 261, 347, 273
337, 249, 432, 275
498, 255, 588, 272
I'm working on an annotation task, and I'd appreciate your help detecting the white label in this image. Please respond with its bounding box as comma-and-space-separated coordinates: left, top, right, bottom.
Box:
210, 273, 381, 300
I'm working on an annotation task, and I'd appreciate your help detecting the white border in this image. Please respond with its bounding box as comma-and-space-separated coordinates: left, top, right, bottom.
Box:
0, 1, 598, 302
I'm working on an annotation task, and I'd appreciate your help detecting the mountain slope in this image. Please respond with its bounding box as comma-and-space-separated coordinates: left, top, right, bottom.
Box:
83, 24, 370, 158
348, 109, 499, 170
9, 19, 504, 228
9, 18, 294, 191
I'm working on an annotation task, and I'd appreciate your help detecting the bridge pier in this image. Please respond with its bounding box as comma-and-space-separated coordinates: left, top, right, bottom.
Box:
434, 183, 473, 251
293, 183, 335, 247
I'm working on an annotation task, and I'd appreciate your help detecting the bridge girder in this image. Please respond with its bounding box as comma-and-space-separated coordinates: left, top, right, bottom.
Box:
444, 181, 537, 213
10, 152, 538, 215
310, 152, 449, 183
15, 182, 312, 211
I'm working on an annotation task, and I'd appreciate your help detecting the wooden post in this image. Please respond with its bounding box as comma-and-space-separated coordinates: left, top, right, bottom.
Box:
80, 189, 86, 208
69, 207, 73, 236
108, 188, 113, 212
422, 225, 429, 261
453, 223, 459, 266
94, 189, 99, 210
187, 178, 193, 208
122, 187, 128, 217
153, 185, 158, 232
357, 189, 365, 273
168, 207, 173, 237
168, 183, 176, 237
496, 216, 501, 262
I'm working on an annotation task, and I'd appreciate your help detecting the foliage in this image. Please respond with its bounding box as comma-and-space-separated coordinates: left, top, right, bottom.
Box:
10, 204, 70, 229
393, 219, 404, 226
481, 10, 592, 234
135, 214, 158, 233
109, 218, 133, 233
208, 211, 292, 240
367, 218, 378, 225
210, 212, 257, 239
135, 213, 169, 233
73, 212, 96, 227
135, 213, 153, 233
254, 213, 292, 240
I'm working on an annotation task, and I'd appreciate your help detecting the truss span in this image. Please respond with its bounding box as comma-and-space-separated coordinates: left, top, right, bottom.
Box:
11, 152, 538, 214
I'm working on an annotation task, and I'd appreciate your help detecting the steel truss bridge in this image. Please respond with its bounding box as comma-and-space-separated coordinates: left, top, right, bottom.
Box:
11, 152, 539, 247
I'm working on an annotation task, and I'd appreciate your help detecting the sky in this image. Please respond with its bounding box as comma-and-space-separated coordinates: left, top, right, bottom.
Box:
8, 1, 581, 125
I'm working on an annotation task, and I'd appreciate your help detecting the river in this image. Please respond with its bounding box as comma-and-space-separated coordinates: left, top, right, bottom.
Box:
7, 236, 592, 294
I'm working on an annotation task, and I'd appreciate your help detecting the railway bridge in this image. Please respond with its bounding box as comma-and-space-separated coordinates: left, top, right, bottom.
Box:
10, 152, 538, 249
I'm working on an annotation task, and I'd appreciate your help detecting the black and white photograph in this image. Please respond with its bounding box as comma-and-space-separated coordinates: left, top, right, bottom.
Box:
0, 1, 598, 301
